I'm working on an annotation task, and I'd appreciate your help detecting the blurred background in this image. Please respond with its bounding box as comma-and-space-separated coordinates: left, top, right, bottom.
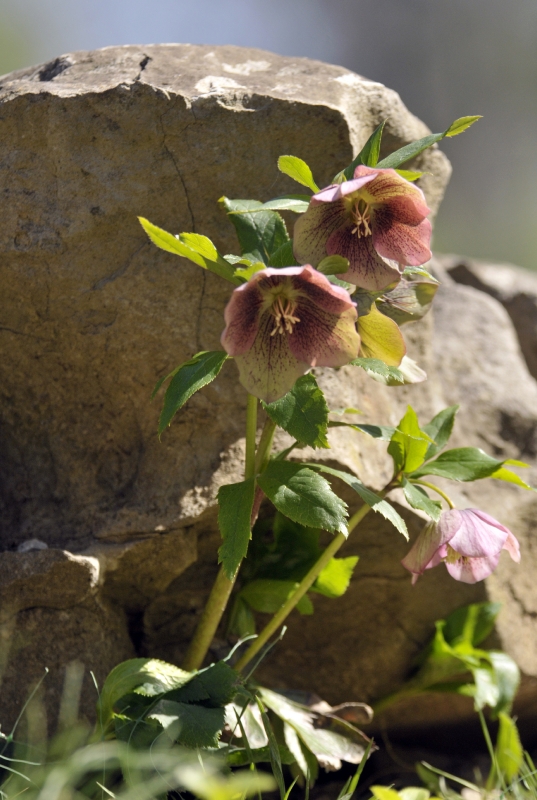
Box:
1, 0, 535, 270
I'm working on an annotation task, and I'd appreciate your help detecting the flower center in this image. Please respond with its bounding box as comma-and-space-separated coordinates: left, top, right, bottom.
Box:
350, 201, 372, 238
445, 545, 467, 565
270, 295, 301, 336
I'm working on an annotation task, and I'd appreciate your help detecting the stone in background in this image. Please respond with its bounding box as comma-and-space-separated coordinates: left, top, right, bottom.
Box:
0, 45, 535, 745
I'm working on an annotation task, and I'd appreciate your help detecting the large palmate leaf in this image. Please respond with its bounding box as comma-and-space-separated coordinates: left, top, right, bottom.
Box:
257, 461, 348, 535
218, 478, 256, 579
138, 217, 238, 283
263, 374, 330, 448
412, 447, 513, 481
220, 197, 289, 264
155, 350, 229, 435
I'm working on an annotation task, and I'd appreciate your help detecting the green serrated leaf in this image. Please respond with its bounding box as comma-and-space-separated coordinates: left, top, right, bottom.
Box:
278, 156, 320, 193
395, 169, 423, 182
241, 579, 313, 615
339, 120, 387, 181
138, 217, 239, 284
376, 116, 481, 170
350, 357, 405, 384
402, 479, 441, 522
422, 405, 459, 460
306, 464, 408, 539
158, 351, 228, 434
257, 461, 348, 535
254, 195, 310, 214
220, 197, 289, 264
491, 466, 535, 490
328, 421, 396, 441
268, 239, 298, 267
97, 659, 193, 728
402, 266, 439, 282
411, 447, 503, 481
217, 478, 256, 579
263, 374, 330, 448
149, 700, 226, 748
313, 556, 358, 598
445, 115, 483, 137
388, 406, 432, 475
170, 661, 239, 707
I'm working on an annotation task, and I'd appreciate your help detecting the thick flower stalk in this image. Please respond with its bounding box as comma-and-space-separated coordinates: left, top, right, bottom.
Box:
401, 508, 521, 584
221, 266, 361, 403
293, 166, 432, 291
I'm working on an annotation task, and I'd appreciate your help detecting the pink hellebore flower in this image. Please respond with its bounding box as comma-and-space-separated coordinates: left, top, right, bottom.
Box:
401, 508, 520, 585
221, 265, 361, 403
293, 166, 432, 292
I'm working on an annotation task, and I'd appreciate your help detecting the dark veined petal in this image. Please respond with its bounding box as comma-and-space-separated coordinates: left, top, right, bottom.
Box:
326, 226, 401, 291
221, 278, 265, 355
288, 299, 360, 368
372, 211, 432, 266
293, 199, 348, 267
233, 310, 311, 403
289, 265, 358, 314
354, 165, 430, 216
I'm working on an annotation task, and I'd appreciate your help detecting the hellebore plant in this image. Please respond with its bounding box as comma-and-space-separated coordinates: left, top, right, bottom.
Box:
294, 165, 432, 291
95, 113, 533, 785
402, 508, 520, 584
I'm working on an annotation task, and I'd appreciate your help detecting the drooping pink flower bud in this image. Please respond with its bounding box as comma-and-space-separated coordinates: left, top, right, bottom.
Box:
221, 266, 361, 403
293, 166, 432, 291
401, 508, 520, 584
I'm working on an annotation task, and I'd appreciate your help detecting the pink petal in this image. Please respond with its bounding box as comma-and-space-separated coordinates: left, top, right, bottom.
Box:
289, 265, 357, 313
448, 509, 509, 558
503, 531, 521, 563
293, 200, 348, 267
326, 226, 401, 291
401, 520, 453, 577
445, 553, 501, 584
311, 175, 375, 204
221, 279, 264, 356
233, 310, 311, 403
372, 215, 432, 266
288, 300, 360, 367
353, 166, 430, 216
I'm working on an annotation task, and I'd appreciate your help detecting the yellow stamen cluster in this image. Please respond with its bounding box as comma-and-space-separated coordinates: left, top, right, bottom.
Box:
350, 201, 372, 238
270, 295, 301, 336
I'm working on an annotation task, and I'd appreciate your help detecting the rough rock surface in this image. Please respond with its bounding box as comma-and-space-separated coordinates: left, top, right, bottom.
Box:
1, 44, 536, 741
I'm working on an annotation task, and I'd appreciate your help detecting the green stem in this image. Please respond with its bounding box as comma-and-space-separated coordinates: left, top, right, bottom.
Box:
234, 500, 373, 674
412, 479, 455, 509
182, 395, 258, 672
255, 417, 277, 474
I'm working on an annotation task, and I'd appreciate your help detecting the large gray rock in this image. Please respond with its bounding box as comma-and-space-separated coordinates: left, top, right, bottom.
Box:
1, 45, 536, 740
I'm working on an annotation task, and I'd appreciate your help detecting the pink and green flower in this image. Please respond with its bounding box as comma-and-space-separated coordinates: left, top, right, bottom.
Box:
293, 166, 432, 291
221, 266, 361, 402
402, 508, 520, 584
